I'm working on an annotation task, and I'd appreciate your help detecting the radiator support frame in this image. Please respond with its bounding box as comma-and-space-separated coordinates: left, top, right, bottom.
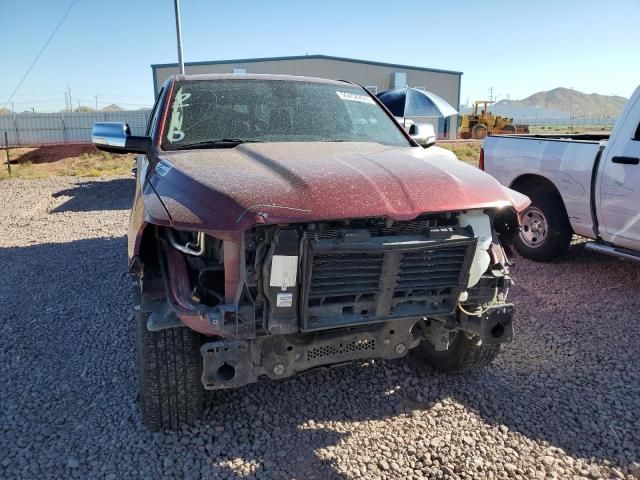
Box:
300, 228, 477, 332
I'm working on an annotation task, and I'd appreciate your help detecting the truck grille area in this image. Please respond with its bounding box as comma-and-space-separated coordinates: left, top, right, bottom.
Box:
396, 248, 469, 295
301, 226, 476, 331
309, 252, 384, 299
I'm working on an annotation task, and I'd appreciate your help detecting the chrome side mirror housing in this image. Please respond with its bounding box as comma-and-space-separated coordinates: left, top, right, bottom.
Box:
92, 122, 150, 154
409, 123, 437, 147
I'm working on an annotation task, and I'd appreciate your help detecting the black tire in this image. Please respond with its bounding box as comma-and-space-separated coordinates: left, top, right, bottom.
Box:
135, 313, 204, 430
472, 124, 488, 140
513, 184, 572, 261
415, 332, 501, 373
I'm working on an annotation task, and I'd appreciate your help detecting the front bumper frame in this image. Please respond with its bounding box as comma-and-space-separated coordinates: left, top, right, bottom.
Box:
201, 318, 422, 390
200, 303, 515, 390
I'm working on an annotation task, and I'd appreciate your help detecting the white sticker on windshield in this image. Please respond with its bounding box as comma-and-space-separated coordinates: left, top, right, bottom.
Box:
336, 91, 375, 104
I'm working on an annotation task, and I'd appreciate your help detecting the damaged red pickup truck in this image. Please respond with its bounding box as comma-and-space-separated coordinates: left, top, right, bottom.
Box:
92, 74, 529, 430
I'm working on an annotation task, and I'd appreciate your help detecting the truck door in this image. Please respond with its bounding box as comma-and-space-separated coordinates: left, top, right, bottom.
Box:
598, 91, 640, 250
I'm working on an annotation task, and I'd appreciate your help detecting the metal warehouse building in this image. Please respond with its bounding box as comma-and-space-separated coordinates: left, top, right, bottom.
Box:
151, 54, 462, 138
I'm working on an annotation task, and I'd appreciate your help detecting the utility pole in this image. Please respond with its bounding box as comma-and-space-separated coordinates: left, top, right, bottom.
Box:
603, 96, 608, 118
67, 84, 72, 112
569, 87, 574, 119
569, 87, 574, 133
94, 94, 101, 111
64, 92, 69, 112
31, 107, 35, 114
489, 86, 494, 102
4, 132, 11, 176
173, 0, 185, 74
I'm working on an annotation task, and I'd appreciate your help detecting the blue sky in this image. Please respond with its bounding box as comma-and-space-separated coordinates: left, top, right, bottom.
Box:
2, 0, 639, 112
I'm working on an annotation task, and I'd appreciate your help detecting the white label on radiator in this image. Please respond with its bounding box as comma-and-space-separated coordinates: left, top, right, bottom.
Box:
269, 255, 298, 289
276, 292, 293, 308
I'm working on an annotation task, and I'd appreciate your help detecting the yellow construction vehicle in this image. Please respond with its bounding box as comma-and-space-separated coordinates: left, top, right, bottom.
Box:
458, 100, 529, 140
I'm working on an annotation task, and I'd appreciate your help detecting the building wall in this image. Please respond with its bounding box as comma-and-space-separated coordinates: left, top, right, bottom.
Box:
152, 57, 461, 138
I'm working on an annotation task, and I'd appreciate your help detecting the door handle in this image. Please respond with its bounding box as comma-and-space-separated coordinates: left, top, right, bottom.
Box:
612, 156, 640, 165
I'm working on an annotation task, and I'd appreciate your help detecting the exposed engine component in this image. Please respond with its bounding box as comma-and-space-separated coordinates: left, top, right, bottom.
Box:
143, 209, 514, 389
166, 229, 207, 256
155, 211, 511, 339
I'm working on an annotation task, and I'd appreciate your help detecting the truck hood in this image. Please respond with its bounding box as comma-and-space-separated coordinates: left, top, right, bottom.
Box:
149, 142, 529, 231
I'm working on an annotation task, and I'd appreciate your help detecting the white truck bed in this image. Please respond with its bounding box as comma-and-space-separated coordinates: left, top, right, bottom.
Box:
481, 84, 640, 261
483, 135, 606, 239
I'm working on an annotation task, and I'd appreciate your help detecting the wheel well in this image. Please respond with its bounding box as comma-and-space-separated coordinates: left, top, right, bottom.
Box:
138, 225, 161, 273
510, 174, 558, 195
133, 225, 166, 297
509, 174, 572, 228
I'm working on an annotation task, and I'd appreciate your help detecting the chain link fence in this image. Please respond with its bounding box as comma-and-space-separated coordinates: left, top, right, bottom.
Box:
0, 110, 151, 146
514, 116, 616, 128
0, 111, 151, 178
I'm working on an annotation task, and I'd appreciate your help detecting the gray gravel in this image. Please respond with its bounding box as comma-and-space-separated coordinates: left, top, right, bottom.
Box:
1, 176, 639, 479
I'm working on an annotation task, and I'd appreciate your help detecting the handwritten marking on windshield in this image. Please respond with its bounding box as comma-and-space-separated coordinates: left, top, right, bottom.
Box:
166, 87, 192, 143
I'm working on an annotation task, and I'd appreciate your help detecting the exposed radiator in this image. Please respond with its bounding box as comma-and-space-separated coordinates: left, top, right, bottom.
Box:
396, 248, 469, 294
301, 229, 476, 331
309, 252, 384, 299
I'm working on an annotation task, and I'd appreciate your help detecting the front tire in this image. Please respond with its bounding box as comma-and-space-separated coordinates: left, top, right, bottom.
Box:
513, 184, 572, 261
472, 124, 488, 140
415, 332, 501, 373
135, 313, 204, 430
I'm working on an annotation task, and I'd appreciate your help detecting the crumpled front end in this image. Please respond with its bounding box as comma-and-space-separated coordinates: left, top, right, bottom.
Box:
135, 206, 518, 389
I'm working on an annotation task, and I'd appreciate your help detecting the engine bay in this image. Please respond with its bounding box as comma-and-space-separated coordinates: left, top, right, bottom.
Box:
149, 210, 513, 342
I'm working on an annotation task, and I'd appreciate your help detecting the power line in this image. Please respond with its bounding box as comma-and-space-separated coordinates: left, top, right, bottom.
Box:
75, 91, 154, 99
1, 0, 78, 112
0, 91, 71, 96
10, 98, 152, 107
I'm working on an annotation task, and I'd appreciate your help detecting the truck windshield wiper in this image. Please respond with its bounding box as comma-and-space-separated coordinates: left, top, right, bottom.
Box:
173, 139, 265, 150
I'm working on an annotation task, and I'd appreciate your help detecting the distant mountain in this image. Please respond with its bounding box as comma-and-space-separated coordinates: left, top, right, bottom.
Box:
74, 106, 95, 112
101, 104, 125, 112
500, 88, 628, 118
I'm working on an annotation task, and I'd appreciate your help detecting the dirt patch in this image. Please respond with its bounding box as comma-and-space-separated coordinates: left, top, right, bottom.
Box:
8, 143, 101, 164
0, 144, 133, 180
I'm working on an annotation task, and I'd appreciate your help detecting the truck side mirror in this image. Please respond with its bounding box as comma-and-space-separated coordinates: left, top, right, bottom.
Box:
409, 123, 437, 147
92, 122, 151, 154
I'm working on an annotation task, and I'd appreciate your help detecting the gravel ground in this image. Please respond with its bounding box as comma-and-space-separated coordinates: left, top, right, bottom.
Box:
1, 176, 639, 480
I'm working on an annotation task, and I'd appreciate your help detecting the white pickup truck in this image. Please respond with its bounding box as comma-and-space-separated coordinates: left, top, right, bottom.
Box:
482, 85, 640, 262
